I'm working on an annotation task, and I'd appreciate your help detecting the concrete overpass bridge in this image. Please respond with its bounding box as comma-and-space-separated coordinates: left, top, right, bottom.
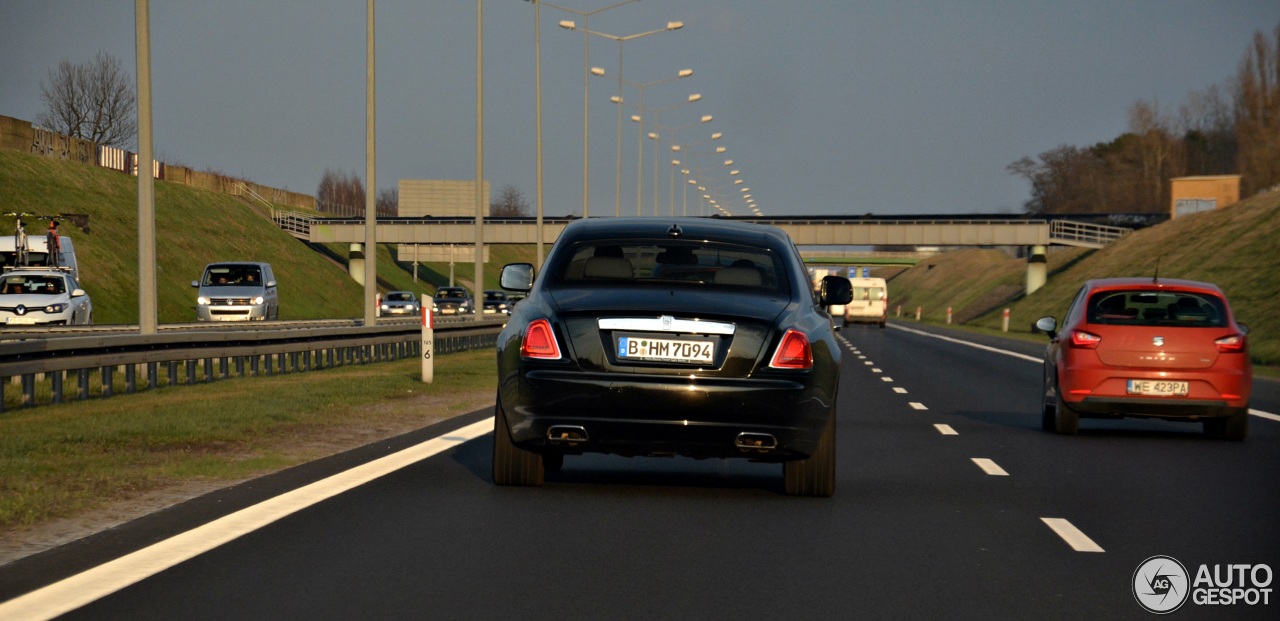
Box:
273, 213, 1131, 293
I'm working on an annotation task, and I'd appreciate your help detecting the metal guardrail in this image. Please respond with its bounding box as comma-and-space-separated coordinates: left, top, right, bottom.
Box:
0, 319, 503, 412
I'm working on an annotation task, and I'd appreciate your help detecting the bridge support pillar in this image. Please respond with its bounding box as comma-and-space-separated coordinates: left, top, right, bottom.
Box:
1026, 245, 1047, 295
349, 243, 366, 286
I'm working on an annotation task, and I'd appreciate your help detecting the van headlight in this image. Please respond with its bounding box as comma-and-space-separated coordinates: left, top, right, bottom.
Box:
197, 297, 210, 305
252, 296, 265, 305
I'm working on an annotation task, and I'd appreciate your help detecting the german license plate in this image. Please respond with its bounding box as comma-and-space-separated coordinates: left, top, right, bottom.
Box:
1127, 380, 1189, 396
618, 335, 714, 364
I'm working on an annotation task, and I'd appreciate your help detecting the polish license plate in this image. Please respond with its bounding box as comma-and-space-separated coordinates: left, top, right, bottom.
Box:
5, 317, 37, 325
1127, 380, 1189, 397
618, 335, 714, 364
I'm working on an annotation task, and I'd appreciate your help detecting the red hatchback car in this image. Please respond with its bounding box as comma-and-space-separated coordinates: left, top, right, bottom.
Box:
1035, 278, 1252, 440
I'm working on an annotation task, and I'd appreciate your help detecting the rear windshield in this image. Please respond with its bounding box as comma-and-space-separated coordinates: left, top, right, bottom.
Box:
203, 265, 262, 286
1087, 290, 1228, 327
553, 240, 788, 294
851, 286, 885, 301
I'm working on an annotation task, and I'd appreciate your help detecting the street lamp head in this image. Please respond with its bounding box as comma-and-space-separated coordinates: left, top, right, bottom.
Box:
591, 67, 606, 76
648, 132, 658, 139
711, 132, 723, 140
730, 170, 740, 175
630, 114, 642, 122
678, 68, 694, 78
671, 145, 681, 151
610, 96, 623, 104
687, 93, 702, 103
559, 20, 576, 30
715, 146, 726, 153
724, 159, 734, 166
688, 179, 697, 184
667, 21, 684, 30
700, 115, 713, 123
671, 159, 680, 165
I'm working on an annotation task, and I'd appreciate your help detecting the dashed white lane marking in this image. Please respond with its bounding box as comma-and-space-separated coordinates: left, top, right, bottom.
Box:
1040, 518, 1105, 553
857, 355, 866, 359
864, 361, 874, 366
871, 368, 882, 373
934, 424, 958, 435
972, 458, 1009, 476
0, 419, 496, 621
909, 402, 928, 410
893, 387, 908, 393
881, 377, 894, 382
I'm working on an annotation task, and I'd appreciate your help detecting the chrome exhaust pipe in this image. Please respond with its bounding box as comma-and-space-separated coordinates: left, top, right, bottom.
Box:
735, 432, 777, 450
547, 425, 588, 444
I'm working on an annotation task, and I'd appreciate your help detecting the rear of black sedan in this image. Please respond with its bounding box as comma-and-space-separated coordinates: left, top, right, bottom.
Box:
492, 218, 851, 496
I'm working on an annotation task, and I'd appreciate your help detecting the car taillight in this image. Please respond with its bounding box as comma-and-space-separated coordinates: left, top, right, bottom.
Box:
521, 319, 561, 359
769, 329, 812, 369
1070, 330, 1101, 349
1215, 334, 1246, 353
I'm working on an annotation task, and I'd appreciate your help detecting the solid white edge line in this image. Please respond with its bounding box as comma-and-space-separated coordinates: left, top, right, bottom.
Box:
971, 458, 1009, 476
889, 323, 1041, 363
1041, 517, 1105, 553
934, 424, 958, 435
890, 324, 1278, 423
0, 418, 496, 621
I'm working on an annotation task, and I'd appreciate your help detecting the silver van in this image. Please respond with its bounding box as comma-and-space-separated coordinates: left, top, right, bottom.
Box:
193, 262, 278, 321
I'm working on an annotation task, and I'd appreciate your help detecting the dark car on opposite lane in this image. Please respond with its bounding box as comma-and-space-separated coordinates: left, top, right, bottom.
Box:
432, 286, 474, 316
492, 217, 852, 496
1035, 277, 1252, 439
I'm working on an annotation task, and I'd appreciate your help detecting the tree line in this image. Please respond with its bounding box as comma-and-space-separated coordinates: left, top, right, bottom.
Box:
1009, 23, 1280, 215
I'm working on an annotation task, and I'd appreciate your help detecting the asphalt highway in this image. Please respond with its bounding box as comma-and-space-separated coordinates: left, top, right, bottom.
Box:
1, 323, 1276, 620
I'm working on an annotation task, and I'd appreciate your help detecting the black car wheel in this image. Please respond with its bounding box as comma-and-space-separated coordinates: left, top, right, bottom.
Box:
1204, 408, 1249, 441
1052, 382, 1079, 435
492, 396, 544, 486
784, 410, 836, 497
1040, 371, 1055, 430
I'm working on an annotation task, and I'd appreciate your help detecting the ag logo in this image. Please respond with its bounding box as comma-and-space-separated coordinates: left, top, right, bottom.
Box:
1134, 555, 1190, 614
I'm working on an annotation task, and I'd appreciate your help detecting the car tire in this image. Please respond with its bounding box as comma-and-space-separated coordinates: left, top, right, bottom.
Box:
543, 452, 564, 472
1053, 386, 1079, 435
784, 410, 836, 497
878, 321, 886, 329
492, 396, 544, 486
1040, 378, 1055, 431
1205, 408, 1249, 441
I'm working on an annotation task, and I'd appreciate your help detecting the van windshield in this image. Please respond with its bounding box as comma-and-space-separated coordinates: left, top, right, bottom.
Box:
203, 265, 262, 286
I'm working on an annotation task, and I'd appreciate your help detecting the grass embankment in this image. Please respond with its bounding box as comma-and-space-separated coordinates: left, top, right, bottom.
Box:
0, 150, 537, 323
0, 349, 497, 530
884, 191, 1280, 369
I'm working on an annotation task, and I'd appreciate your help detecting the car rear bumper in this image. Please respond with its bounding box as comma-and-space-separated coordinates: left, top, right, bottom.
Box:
1067, 395, 1247, 419
502, 369, 833, 461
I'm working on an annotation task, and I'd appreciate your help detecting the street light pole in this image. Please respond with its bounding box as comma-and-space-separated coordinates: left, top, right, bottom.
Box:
544, 0, 638, 217
624, 68, 692, 216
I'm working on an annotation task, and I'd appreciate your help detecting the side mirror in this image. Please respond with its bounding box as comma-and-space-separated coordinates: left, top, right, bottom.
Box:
1034, 316, 1057, 338
191, 280, 199, 288
501, 263, 535, 292
71, 288, 86, 298
819, 275, 852, 306
266, 280, 277, 289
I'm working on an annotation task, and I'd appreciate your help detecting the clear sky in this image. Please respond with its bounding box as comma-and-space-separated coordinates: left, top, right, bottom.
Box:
2, 1, 1278, 218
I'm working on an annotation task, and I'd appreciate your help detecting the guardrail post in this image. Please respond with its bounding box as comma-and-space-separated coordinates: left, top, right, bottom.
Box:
251, 355, 260, 376
278, 353, 286, 374
148, 363, 158, 390
186, 360, 196, 385
52, 371, 64, 404
22, 375, 35, 407
126, 364, 137, 394
166, 361, 178, 387
102, 366, 114, 398
0, 377, 5, 412
77, 369, 89, 400
220, 357, 229, 379
205, 358, 215, 383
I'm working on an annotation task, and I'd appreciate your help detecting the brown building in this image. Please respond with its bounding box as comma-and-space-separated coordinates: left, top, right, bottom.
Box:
1169, 175, 1241, 219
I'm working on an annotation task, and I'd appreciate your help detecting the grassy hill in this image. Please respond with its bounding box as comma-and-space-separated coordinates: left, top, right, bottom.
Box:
885, 191, 1280, 367
0, 151, 534, 323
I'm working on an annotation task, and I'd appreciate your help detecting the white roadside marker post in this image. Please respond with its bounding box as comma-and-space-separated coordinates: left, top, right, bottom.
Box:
422, 306, 434, 383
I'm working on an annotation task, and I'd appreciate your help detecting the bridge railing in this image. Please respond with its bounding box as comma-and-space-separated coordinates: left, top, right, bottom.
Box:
273, 211, 313, 240
1048, 219, 1130, 248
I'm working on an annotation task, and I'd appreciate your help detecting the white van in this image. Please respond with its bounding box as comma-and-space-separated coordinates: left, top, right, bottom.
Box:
193, 262, 278, 321
844, 277, 888, 328
0, 235, 80, 282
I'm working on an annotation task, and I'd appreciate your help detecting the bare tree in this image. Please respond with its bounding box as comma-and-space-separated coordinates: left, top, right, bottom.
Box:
37, 51, 137, 148
316, 169, 366, 216
1234, 23, 1280, 195
1178, 83, 1237, 175
376, 188, 398, 218
490, 184, 530, 217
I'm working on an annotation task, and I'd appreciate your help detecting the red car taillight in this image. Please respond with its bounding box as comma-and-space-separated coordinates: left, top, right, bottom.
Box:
521, 319, 561, 359
1070, 330, 1101, 349
769, 329, 812, 369
1215, 334, 1246, 353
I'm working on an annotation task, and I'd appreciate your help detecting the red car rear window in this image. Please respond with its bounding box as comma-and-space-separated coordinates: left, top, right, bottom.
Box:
1087, 290, 1228, 327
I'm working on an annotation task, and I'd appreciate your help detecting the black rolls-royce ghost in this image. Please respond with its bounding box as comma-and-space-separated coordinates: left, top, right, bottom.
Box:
493, 217, 852, 496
